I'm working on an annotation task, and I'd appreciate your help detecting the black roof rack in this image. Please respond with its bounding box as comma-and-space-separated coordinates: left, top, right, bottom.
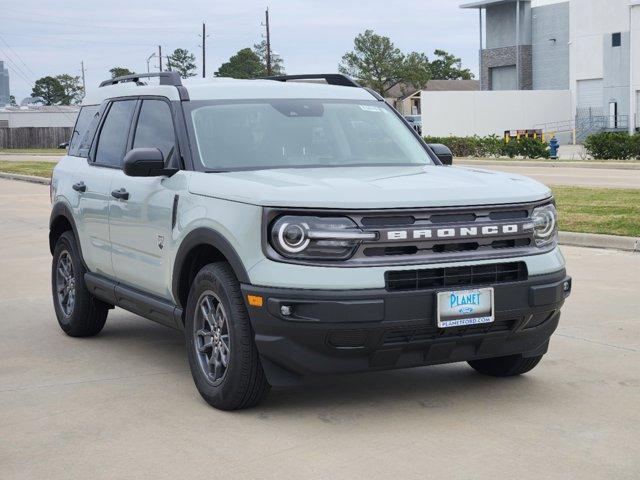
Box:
263, 74, 361, 88
99, 71, 182, 88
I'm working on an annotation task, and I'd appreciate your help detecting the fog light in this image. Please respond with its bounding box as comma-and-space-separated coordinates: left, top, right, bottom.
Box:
280, 305, 293, 316
563, 280, 571, 292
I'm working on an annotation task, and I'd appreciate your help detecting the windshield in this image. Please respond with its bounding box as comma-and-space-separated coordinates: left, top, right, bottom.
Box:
187, 99, 434, 171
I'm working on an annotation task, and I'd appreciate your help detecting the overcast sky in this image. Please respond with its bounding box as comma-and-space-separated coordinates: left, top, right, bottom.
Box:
1, 0, 480, 102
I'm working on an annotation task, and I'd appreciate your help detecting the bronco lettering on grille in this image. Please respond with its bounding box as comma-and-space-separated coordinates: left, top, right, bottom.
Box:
384, 223, 526, 241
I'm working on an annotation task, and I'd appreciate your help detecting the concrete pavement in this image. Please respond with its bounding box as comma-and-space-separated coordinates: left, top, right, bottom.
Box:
458, 160, 640, 189
1, 179, 639, 479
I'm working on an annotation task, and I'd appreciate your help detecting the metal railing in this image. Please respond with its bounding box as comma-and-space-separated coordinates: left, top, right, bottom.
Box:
534, 114, 631, 145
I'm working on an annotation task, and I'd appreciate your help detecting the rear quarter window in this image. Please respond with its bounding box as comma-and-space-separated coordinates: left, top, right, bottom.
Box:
68, 105, 100, 157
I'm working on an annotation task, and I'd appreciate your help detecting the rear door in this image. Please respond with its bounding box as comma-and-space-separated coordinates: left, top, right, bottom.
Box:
108, 98, 179, 298
68, 103, 117, 278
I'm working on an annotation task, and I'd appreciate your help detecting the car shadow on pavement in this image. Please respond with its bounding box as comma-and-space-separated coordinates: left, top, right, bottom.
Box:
258, 367, 537, 413
93, 311, 546, 414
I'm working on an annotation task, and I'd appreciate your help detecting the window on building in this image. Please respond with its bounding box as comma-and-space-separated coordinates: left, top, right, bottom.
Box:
612, 32, 621, 47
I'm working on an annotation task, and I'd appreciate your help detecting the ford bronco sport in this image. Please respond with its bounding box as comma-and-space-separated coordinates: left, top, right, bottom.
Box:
49, 72, 571, 410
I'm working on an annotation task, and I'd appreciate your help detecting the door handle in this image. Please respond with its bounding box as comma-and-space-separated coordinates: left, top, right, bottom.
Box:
72, 181, 86, 193
111, 188, 129, 200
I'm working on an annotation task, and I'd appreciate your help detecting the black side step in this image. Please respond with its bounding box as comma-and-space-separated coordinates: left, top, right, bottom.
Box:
85, 273, 183, 330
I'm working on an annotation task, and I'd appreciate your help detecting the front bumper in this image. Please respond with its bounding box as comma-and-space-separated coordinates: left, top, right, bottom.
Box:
242, 270, 571, 385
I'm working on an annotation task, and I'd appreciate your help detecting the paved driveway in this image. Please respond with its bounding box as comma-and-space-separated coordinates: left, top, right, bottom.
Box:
1, 179, 638, 479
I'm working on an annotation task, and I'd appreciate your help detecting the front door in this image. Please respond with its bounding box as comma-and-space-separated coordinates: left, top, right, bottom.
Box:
108, 99, 180, 298
74, 100, 140, 278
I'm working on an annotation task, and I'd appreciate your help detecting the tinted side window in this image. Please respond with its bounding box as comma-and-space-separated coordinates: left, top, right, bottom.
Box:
94, 100, 137, 167
69, 105, 99, 157
133, 100, 176, 162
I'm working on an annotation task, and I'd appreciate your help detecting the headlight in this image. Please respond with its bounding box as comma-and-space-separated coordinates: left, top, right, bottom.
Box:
529, 204, 558, 247
269, 215, 376, 260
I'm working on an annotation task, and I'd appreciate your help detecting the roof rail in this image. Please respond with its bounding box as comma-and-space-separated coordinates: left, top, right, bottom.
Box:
263, 74, 361, 88
99, 71, 182, 88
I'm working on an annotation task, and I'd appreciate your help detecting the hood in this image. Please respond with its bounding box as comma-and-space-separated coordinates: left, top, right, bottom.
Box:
188, 165, 552, 209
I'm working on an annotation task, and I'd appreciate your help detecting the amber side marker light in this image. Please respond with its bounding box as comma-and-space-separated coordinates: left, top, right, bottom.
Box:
247, 295, 264, 307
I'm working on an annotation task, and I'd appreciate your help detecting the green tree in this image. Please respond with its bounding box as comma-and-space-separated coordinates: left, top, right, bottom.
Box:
215, 48, 266, 79
31, 76, 65, 106
429, 49, 474, 80
339, 30, 431, 96
253, 40, 285, 75
109, 67, 135, 79
56, 74, 84, 105
9, 95, 17, 106
167, 48, 197, 78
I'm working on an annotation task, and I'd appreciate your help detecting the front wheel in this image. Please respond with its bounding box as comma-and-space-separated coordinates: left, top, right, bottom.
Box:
468, 354, 544, 377
184, 262, 270, 410
51, 231, 109, 337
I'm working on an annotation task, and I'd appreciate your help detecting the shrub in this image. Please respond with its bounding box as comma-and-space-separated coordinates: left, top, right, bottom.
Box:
584, 132, 640, 160
508, 137, 550, 159
423, 135, 549, 159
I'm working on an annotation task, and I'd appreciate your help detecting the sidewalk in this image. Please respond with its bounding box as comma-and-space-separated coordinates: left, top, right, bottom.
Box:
457, 158, 640, 170
0, 153, 62, 163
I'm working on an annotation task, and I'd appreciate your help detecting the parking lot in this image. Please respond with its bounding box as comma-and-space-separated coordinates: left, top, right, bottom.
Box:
1, 178, 639, 479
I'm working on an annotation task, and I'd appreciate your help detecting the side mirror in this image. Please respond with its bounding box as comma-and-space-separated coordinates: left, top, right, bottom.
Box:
123, 148, 172, 177
427, 143, 453, 166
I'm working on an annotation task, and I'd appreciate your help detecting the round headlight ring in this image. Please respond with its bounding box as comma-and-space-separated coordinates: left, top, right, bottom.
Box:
277, 222, 310, 253
531, 204, 557, 245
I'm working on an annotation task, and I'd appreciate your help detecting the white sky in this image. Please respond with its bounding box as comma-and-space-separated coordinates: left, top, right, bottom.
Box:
1, 0, 480, 102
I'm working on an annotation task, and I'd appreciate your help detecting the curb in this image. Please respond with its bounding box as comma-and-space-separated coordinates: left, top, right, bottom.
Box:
559, 231, 640, 253
0, 172, 50, 185
458, 159, 640, 170
0, 174, 637, 253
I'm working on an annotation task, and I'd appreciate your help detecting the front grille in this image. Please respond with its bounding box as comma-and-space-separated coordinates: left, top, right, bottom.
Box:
350, 202, 547, 264
385, 261, 527, 292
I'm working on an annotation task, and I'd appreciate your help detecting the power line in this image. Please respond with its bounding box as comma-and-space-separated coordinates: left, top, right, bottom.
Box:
0, 34, 37, 79
1, 11, 195, 31
0, 32, 165, 48
0, 37, 78, 119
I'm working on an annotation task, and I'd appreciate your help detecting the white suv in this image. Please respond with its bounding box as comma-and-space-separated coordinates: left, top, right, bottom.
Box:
49, 72, 571, 410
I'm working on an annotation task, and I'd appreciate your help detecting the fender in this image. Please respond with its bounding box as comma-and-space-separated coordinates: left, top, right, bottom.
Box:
49, 202, 87, 268
172, 227, 251, 306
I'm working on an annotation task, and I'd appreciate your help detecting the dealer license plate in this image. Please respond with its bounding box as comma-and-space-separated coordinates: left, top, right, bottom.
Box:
436, 288, 494, 328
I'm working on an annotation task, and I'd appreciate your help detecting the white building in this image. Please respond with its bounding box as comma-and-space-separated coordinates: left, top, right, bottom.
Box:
422, 0, 640, 141
0, 106, 78, 128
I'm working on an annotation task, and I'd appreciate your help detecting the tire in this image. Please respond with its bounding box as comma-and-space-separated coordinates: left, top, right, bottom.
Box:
185, 262, 270, 410
51, 231, 109, 337
468, 354, 544, 377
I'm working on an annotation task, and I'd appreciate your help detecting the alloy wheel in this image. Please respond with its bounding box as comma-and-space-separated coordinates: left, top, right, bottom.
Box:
194, 291, 231, 385
56, 251, 76, 317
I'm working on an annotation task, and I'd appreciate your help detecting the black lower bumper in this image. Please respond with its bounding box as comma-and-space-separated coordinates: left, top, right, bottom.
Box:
242, 270, 570, 385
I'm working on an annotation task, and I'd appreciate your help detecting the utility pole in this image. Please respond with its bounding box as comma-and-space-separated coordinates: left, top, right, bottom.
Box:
80, 61, 86, 92
158, 45, 163, 72
201, 22, 207, 78
264, 8, 272, 76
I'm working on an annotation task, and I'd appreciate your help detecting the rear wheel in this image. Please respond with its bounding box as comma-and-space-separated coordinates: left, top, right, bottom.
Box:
185, 262, 270, 410
468, 354, 544, 377
51, 231, 109, 337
